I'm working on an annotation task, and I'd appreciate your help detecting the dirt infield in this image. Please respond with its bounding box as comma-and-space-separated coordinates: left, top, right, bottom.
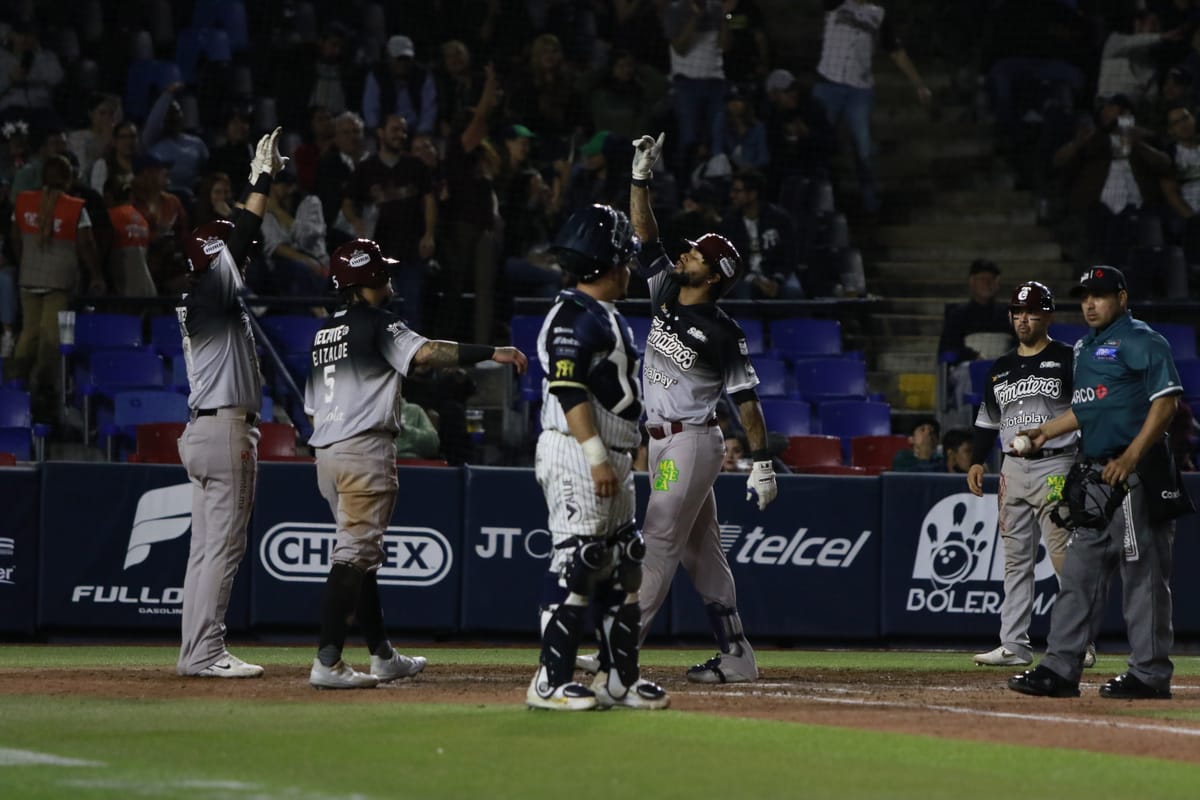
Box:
4, 663, 1199, 764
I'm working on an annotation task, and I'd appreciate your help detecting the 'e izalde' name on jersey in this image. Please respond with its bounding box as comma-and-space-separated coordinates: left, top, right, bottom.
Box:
975, 339, 1077, 451
539, 288, 642, 450
634, 241, 759, 424
177, 244, 262, 413
304, 303, 428, 448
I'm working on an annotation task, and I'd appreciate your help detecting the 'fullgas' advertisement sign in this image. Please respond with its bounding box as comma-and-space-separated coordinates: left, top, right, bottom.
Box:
38, 463, 250, 630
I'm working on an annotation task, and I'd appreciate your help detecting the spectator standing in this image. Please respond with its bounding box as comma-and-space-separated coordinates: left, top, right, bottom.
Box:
434, 40, 482, 138
763, 69, 835, 188
292, 106, 336, 194
363, 35, 437, 135
722, 0, 770, 87
660, 1, 730, 174
315, 111, 366, 234
812, 0, 931, 214
343, 114, 436, 331
131, 153, 189, 294
504, 33, 587, 155
586, 49, 667, 142
10, 155, 103, 418
9, 124, 67, 203
1159, 104, 1200, 253
103, 174, 155, 297
142, 87, 210, 204
207, 110, 255, 196
711, 85, 768, 171
891, 417, 944, 472
66, 93, 122, 182
718, 169, 801, 299
89, 120, 138, 195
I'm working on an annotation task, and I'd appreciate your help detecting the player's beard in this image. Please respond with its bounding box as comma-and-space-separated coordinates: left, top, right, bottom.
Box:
667, 267, 706, 288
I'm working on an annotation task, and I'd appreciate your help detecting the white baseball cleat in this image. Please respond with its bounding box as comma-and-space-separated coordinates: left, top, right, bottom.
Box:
196, 652, 264, 678
575, 652, 601, 674
310, 658, 379, 689
526, 675, 597, 711
973, 646, 1032, 667
590, 671, 670, 710
686, 647, 759, 684
370, 652, 427, 682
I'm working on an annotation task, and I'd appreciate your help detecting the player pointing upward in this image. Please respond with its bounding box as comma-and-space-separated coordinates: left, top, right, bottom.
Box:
628, 133, 778, 684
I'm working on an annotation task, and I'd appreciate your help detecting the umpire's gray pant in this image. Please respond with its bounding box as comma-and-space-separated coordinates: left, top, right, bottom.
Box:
177, 414, 259, 675
1041, 468, 1175, 689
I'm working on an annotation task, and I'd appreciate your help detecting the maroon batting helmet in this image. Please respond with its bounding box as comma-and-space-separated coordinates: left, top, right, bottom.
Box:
685, 233, 743, 298
1009, 280, 1055, 313
185, 219, 235, 273
330, 238, 397, 291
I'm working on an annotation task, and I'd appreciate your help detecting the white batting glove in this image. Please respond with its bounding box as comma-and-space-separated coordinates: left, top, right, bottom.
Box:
631, 132, 664, 181
746, 460, 777, 511
247, 127, 289, 185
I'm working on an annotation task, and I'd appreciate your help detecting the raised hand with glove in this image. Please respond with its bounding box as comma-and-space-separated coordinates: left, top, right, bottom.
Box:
247, 127, 290, 190
631, 132, 664, 182
745, 459, 777, 511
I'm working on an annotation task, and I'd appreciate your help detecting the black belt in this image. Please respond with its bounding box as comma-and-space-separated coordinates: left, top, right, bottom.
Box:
195, 408, 260, 426
646, 419, 717, 440
1012, 446, 1075, 461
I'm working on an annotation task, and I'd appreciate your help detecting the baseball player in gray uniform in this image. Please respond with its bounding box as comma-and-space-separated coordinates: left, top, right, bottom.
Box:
628, 133, 778, 684
175, 128, 286, 678
967, 281, 1094, 668
305, 237, 527, 689
526, 204, 669, 711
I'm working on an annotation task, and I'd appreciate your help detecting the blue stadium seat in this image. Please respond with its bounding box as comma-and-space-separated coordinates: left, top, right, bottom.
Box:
0, 426, 31, 461
626, 316, 651, 352
791, 358, 866, 402
1049, 322, 1088, 346
758, 398, 811, 436
150, 315, 183, 357
816, 399, 892, 461
963, 359, 994, 408
1176, 358, 1200, 398
741, 318, 765, 355
1152, 322, 1197, 360
0, 388, 31, 428
769, 318, 841, 360
81, 350, 166, 444
69, 313, 144, 353
101, 390, 191, 460
753, 357, 789, 397
511, 315, 546, 403
261, 315, 324, 354
192, 0, 250, 50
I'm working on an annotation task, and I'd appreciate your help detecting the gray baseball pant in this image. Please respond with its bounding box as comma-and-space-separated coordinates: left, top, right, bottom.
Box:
995, 452, 1072, 659
176, 413, 259, 675
1041, 470, 1175, 688
639, 423, 734, 638
315, 431, 397, 571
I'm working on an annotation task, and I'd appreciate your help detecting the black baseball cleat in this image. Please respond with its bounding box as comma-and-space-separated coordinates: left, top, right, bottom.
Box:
1007, 665, 1080, 698
1098, 672, 1172, 700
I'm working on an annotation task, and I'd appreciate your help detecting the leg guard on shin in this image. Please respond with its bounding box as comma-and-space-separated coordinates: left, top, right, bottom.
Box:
599, 597, 643, 690
612, 523, 645, 593
563, 537, 611, 596
538, 603, 588, 688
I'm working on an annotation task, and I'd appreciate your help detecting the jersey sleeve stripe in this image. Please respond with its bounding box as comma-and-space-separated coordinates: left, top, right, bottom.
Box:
725, 379, 758, 393
547, 380, 589, 390
1149, 386, 1184, 401
974, 420, 1001, 431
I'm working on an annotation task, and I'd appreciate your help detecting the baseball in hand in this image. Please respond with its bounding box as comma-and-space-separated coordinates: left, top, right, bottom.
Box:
1011, 434, 1032, 455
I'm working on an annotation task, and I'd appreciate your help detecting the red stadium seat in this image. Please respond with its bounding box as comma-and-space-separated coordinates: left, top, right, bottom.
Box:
259, 422, 298, 461
781, 435, 843, 469
792, 464, 869, 475
128, 422, 187, 464
396, 458, 450, 467
851, 435, 911, 471
0, 451, 16, 466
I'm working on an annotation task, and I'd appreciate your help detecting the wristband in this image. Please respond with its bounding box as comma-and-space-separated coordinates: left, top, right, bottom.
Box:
250, 173, 273, 195
457, 343, 495, 365
750, 449, 770, 462
581, 435, 608, 466
631, 177, 650, 187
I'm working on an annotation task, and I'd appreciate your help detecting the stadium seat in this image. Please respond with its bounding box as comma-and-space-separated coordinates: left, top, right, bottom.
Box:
259, 421, 298, 460
68, 313, 144, 354
791, 358, 866, 402
741, 319, 765, 355
793, 464, 869, 475
150, 315, 184, 357
768, 318, 841, 360
511, 315, 546, 402
0, 427, 31, 461
101, 389, 189, 460
0, 451, 16, 466
397, 458, 450, 467
127, 422, 188, 464
0, 388, 31, 428
626, 316, 652, 351
753, 357, 789, 397
780, 434, 843, 469
81, 351, 166, 444
261, 315, 324, 354
1152, 322, 1197, 361
816, 399, 892, 461
192, 0, 250, 50
851, 434, 911, 473
963, 359, 994, 408
758, 398, 811, 437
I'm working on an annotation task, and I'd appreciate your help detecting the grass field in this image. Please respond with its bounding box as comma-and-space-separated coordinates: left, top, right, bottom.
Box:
2, 646, 1199, 800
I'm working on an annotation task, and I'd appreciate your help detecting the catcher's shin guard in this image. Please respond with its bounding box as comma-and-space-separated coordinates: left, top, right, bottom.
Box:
612, 523, 645, 593
538, 602, 588, 688
563, 537, 611, 596
598, 599, 642, 689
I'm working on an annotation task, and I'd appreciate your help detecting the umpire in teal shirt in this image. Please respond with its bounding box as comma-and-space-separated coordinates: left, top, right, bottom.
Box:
1009, 266, 1186, 700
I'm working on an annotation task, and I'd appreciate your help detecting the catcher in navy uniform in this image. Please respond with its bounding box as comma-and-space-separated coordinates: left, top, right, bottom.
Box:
526, 204, 669, 711
304, 237, 526, 689
625, 132, 778, 684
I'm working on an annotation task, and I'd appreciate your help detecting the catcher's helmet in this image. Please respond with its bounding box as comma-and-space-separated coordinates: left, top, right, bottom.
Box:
1009, 280, 1055, 313
686, 233, 743, 297
551, 204, 636, 282
184, 219, 235, 273
329, 238, 397, 291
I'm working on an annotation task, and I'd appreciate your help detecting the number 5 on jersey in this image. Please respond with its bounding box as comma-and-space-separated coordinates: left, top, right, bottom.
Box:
324, 364, 336, 402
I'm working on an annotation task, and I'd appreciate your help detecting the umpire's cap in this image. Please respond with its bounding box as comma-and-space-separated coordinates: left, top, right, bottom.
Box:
1069, 265, 1127, 297
1009, 281, 1055, 313
330, 238, 396, 290
551, 204, 636, 283
686, 233, 743, 298
185, 219, 235, 273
